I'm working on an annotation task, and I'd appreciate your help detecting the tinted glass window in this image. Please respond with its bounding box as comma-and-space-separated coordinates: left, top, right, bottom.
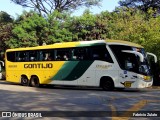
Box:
55, 48, 72, 61
109, 45, 139, 72
73, 47, 89, 60
17, 51, 28, 62
29, 51, 37, 61
6, 45, 113, 63
90, 45, 113, 63
7, 52, 16, 62
38, 49, 55, 61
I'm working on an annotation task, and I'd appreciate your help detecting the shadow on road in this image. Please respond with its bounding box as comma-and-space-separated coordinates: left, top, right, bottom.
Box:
0, 80, 160, 120
0, 80, 152, 93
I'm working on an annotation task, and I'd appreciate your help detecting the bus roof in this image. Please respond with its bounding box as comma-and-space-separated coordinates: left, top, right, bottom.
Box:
106, 39, 143, 48
6, 39, 143, 52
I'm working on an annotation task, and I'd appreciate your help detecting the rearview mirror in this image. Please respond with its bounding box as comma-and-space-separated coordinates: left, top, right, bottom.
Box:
0, 61, 4, 72
122, 50, 144, 62
0, 64, 1, 72
146, 52, 157, 63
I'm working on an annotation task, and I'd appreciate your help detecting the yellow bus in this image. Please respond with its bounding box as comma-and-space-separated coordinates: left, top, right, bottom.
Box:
5, 40, 157, 90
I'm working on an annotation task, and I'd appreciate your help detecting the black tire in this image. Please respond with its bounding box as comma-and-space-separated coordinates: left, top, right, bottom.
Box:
30, 76, 40, 87
101, 79, 114, 91
21, 76, 29, 86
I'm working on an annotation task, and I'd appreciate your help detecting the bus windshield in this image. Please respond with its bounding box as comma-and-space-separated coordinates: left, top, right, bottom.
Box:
109, 45, 151, 76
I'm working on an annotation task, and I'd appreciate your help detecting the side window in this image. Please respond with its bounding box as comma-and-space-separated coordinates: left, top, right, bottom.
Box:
38, 49, 55, 61
56, 48, 72, 61
29, 51, 37, 61
7, 52, 16, 62
109, 45, 138, 71
44, 50, 55, 61
73, 47, 89, 60
16, 51, 28, 62
91, 45, 113, 63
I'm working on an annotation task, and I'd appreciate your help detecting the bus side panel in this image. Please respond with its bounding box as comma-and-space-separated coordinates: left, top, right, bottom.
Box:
49, 61, 95, 86
6, 70, 20, 83
29, 61, 65, 85
6, 62, 23, 83
42, 63, 64, 85
95, 61, 119, 87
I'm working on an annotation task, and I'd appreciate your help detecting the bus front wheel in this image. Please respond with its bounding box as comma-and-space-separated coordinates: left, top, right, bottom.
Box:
21, 76, 29, 86
100, 78, 114, 91
30, 76, 40, 87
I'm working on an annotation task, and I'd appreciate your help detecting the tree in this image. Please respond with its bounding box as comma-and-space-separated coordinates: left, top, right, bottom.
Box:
11, 0, 102, 16
47, 10, 73, 43
0, 11, 13, 23
119, 0, 160, 13
67, 10, 112, 41
104, 7, 160, 59
6, 11, 49, 48
69, 10, 97, 41
0, 11, 14, 51
6, 11, 73, 48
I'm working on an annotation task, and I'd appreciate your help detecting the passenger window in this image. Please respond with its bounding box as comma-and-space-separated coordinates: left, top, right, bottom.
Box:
44, 52, 53, 61
38, 49, 55, 61
91, 45, 113, 63
73, 47, 89, 60
7, 52, 16, 62
56, 49, 72, 61
17, 52, 27, 62
29, 51, 37, 61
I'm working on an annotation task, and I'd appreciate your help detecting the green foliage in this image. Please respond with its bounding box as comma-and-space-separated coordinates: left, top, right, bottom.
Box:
103, 8, 160, 59
47, 10, 73, 43
6, 11, 48, 48
69, 10, 97, 41
5, 10, 74, 48
0, 11, 14, 51
69, 9, 110, 41
1, 7, 160, 62
0, 11, 13, 23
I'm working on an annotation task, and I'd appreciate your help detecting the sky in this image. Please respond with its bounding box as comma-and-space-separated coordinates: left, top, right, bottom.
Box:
0, 0, 120, 18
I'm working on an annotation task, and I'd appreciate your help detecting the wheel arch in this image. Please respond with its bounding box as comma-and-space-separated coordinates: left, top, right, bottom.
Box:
99, 76, 115, 87
30, 74, 39, 78
99, 76, 115, 88
21, 74, 29, 80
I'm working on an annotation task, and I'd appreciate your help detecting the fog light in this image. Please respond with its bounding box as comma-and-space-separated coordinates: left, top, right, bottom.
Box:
143, 76, 151, 80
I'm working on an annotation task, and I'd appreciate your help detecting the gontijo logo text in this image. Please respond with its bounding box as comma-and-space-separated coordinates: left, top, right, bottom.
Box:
24, 63, 53, 68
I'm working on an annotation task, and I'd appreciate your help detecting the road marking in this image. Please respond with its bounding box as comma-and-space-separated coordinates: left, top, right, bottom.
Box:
110, 104, 128, 120
121, 100, 148, 116
109, 104, 117, 117
102, 95, 160, 119
111, 100, 148, 120
147, 100, 160, 102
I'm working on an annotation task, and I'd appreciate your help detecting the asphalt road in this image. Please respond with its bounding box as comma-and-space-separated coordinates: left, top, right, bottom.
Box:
0, 80, 160, 120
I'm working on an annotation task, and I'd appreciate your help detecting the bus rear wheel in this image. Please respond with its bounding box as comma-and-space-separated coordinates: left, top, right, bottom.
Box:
101, 78, 114, 91
21, 76, 29, 86
30, 76, 40, 87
